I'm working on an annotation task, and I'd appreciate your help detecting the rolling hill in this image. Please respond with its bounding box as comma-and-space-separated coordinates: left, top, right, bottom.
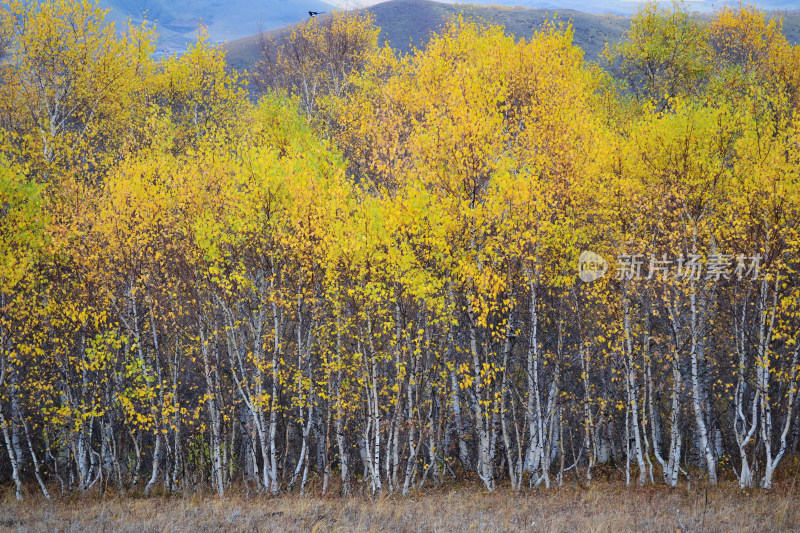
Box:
224, 0, 633, 71
224, 0, 800, 72
327, 0, 800, 15
101, 0, 333, 50
98, 0, 800, 58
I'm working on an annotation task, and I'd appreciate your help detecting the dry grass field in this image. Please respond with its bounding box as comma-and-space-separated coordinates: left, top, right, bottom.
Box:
1, 479, 798, 533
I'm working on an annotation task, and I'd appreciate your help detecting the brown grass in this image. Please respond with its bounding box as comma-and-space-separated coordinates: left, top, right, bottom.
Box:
1, 479, 798, 533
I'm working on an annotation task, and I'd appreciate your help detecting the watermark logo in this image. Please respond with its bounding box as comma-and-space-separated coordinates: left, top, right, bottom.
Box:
578, 251, 609, 282
578, 251, 762, 283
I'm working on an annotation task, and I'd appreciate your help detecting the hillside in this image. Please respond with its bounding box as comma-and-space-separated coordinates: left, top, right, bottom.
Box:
363, 0, 632, 57
326, 0, 800, 15
224, 0, 632, 71
779, 10, 800, 43
225, 0, 800, 72
101, 0, 332, 50
96, 0, 800, 54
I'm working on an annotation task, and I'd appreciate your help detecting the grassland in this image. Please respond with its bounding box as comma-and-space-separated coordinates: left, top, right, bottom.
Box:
1, 478, 798, 532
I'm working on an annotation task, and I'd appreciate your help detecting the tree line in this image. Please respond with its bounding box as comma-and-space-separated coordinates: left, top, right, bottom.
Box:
0, 0, 798, 499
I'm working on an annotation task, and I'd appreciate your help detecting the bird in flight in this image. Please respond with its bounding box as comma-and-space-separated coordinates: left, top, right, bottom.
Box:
308, 11, 324, 17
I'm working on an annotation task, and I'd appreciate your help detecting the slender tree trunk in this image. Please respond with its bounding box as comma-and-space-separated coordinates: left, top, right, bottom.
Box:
0, 409, 23, 500
500, 317, 520, 490
524, 274, 548, 488
761, 337, 799, 488
199, 326, 225, 497
467, 302, 494, 491
689, 274, 717, 485
579, 341, 595, 485
622, 293, 647, 485
450, 364, 470, 470
334, 315, 350, 495
733, 295, 758, 489
144, 432, 162, 496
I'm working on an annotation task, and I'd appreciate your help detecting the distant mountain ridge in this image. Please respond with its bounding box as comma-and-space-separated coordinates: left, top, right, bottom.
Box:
223, 0, 800, 71
362, 0, 632, 57
96, 0, 800, 60
224, 0, 633, 70
101, 0, 333, 50
328, 0, 800, 16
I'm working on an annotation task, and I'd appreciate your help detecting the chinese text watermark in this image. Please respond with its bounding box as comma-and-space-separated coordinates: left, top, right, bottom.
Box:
579, 252, 761, 283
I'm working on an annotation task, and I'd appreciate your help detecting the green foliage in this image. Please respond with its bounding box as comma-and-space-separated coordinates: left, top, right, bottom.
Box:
0, 157, 46, 290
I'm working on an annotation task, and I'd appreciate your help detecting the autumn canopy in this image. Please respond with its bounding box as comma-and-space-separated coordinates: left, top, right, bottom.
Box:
0, 0, 798, 499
